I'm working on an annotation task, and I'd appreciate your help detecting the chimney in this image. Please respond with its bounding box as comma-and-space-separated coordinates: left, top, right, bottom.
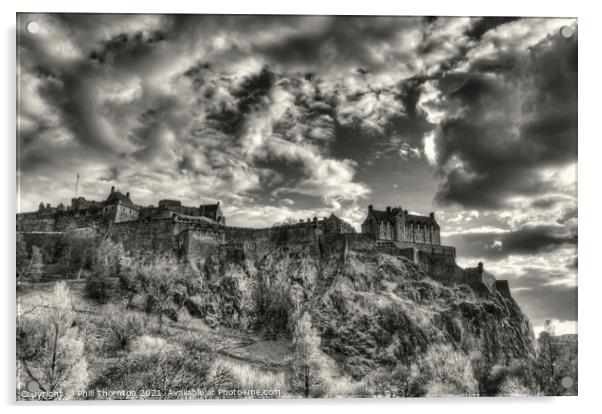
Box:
404, 210, 408, 214
386, 206, 391, 213
368, 204, 373, 211
46, 203, 50, 209
126, 192, 130, 198
477, 262, 484, 273
313, 217, 318, 223
110, 186, 115, 193
429, 212, 435, 219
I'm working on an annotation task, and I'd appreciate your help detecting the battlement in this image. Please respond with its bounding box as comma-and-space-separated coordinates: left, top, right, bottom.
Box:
17, 189, 513, 300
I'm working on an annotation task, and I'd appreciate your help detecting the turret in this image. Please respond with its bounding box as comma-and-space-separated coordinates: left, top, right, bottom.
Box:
477, 262, 484, 274
110, 186, 115, 193
429, 212, 435, 219
368, 204, 373, 212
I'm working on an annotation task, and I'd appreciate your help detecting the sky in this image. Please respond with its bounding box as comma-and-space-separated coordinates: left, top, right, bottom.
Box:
16, 14, 577, 334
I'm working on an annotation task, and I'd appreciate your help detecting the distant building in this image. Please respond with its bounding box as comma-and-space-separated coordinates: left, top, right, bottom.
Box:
19, 185, 226, 231
320, 213, 355, 235
103, 187, 138, 223
361, 205, 441, 245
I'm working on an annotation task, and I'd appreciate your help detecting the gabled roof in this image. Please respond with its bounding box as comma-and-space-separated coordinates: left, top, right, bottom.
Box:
367, 207, 439, 228
369, 208, 402, 224
199, 203, 220, 214
405, 213, 439, 228
106, 191, 136, 208
200, 204, 218, 212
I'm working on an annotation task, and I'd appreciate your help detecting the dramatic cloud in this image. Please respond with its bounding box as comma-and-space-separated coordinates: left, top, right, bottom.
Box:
444, 224, 577, 260
17, 14, 577, 333
419, 19, 577, 210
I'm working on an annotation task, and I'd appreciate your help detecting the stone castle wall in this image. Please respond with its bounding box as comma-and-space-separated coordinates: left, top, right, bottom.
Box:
17, 205, 512, 299
111, 219, 178, 255
17, 212, 106, 233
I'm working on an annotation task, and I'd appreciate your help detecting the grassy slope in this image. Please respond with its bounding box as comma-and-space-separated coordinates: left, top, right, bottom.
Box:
17, 280, 291, 395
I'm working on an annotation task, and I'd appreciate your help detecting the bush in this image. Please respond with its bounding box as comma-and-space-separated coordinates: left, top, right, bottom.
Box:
120, 253, 192, 331
422, 343, 478, 396
102, 305, 145, 349
253, 277, 292, 335
219, 359, 285, 398
498, 376, 533, 396
327, 376, 370, 398
368, 363, 427, 397
92, 347, 237, 399
184, 295, 206, 318
85, 272, 112, 304
128, 335, 170, 355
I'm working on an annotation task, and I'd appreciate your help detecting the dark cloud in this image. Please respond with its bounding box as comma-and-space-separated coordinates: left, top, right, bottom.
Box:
445, 224, 577, 260
425, 28, 577, 209
513, 284, 577, 324
465, 17, 521, 40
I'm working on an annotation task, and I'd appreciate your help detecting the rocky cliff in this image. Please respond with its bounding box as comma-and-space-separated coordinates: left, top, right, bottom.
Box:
188, 238, 536, 379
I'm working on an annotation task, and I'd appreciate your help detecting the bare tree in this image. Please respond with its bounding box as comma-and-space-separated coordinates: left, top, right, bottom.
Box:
422, 343, 478, 396
369, 363, 426, 397
17, 282, 89, 399
288, 312, 332, 397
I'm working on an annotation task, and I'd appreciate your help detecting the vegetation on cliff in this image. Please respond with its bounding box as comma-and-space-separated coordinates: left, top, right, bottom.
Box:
16, 235, 576, 398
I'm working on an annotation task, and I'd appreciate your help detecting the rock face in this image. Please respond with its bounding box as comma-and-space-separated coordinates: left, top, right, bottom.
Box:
189, 238, 536, 378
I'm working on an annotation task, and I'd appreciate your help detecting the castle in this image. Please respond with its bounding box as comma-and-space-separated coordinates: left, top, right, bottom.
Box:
16, 186, 513, 298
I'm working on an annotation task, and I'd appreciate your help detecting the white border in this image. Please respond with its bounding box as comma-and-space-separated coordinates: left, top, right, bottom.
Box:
2, 0, 599, 412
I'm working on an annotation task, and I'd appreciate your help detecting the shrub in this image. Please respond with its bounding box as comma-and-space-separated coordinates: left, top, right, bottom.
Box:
422, 343, 478, 396
327, 376, 370, 398
92, 347, 237, 399
121, 253, 192, 331
102, 305, 145, 350
368, 363, 427, 397
85, 272, 112, 304
128, 335, 169, 355
184, 295, 206, 318
219, 359, 285, 398
498, 376, 533, 396
253, 276, 292, 335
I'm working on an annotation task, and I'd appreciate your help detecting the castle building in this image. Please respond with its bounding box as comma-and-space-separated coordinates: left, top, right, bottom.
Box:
19, 186, 226, 231
103, 187, 139, 223
361, 205, 441, 245
320, 213, 356, 235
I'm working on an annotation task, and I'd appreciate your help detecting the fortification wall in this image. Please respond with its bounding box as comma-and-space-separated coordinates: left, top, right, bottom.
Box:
110, 219, 177, 255
223, 226, 268, 242
17, 216, 57, 232
17, 231, 66, 255
178, 227, 224, 263
269, 225, 319, 244
222, 223, 321, 245
495, 280, 512, 298
395, 241, 455, 258
17, 212, 106, 233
